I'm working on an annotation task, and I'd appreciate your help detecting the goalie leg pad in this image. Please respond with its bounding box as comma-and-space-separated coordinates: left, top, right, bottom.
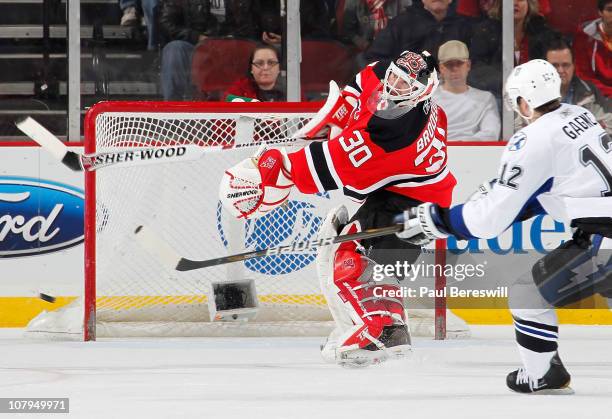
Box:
321, 221, 408, 358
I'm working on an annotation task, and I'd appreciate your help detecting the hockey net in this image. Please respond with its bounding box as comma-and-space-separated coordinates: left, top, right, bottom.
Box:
26, 101, 469, 340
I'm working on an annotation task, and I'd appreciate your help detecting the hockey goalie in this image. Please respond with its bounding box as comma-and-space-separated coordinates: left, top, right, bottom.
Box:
219, 50, 456, 367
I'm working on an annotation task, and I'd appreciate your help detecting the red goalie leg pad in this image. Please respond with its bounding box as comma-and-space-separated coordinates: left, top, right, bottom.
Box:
332, 225, 406, 349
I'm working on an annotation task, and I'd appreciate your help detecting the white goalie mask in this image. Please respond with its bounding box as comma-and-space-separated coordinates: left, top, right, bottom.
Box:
372, 50, 439, 119
504, 59, 561, 122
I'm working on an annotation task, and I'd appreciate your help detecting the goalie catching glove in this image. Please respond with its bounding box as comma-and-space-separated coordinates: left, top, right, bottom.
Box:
219, 146, 294, 219
394, 202, 449, 245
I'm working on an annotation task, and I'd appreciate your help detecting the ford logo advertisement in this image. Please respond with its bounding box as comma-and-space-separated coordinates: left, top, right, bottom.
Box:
0, 177, 84, 257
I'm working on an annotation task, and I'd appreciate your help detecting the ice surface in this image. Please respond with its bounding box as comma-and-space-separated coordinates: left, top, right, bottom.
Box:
1, 326, 611, 419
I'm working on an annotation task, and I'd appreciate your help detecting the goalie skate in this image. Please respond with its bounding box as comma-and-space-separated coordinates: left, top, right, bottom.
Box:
337, 325, 412, 368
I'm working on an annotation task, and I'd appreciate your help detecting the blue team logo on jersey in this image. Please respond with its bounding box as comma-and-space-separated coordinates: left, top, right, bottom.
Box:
509, 132, 527, 151
216, 194, 329, 275
0, 177, 84, 257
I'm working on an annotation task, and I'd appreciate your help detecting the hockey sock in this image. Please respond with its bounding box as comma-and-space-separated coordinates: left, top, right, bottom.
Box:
513, 316, 558, 379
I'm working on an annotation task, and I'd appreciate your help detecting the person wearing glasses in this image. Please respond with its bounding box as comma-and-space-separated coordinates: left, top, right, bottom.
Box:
224, 45, 284, 102
542, 38, 610, 134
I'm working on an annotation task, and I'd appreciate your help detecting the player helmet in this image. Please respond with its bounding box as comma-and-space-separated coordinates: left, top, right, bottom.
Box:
380, 50, 439, 111
504, 59, 561, 120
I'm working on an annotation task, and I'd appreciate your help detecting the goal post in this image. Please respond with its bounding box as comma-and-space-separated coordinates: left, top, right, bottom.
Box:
26, 101, 468, 341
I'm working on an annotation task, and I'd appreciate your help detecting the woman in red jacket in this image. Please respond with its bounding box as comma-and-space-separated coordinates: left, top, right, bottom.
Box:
224, 45, 285, 102
573, 0, 612, 97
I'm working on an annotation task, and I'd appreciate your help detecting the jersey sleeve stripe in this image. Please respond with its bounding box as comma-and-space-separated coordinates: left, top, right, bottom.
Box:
322, 141, 344, 188
344, 74, 363, 97
308, 142, 339, 190
447, 204, 477, 240
304, 144, 325, 192
342, 168, 449, 199
389, 167, 450, 188
343, 85, 361, 98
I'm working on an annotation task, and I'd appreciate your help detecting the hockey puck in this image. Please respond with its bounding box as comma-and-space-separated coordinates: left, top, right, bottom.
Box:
39, 293, 56, 303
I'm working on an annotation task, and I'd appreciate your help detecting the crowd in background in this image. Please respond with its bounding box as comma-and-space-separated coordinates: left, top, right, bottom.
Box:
117, 0, 611, 140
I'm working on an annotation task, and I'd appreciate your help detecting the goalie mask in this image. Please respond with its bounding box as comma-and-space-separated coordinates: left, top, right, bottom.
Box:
370, 50, 439, 119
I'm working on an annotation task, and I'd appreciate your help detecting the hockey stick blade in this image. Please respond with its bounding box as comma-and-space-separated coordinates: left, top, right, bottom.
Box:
135, 223, 404, 272
15, 116, 83, 171
133, 225, 183, 271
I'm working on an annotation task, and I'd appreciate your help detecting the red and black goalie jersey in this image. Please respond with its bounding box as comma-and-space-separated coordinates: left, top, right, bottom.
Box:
288, 61, 456, 207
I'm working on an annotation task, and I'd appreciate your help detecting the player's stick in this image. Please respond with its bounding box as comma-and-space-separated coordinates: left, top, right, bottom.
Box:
15, 117, 323, 172
134, 223, 404, 272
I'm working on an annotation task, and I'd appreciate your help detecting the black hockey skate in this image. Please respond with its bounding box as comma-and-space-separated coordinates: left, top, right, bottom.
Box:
338, 325, 412, 368
364, 325, 412, 354
506, 353, 573, 395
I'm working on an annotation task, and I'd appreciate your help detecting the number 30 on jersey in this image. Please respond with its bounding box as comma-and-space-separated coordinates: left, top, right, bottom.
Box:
339, 131, 373, 168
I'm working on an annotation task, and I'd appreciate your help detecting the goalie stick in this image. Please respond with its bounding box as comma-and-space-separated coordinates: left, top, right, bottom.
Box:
15, 116, 323, 172
134, 223, 404, 272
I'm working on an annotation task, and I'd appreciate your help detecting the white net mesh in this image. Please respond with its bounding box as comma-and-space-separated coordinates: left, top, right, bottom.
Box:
91, 108, 339, 337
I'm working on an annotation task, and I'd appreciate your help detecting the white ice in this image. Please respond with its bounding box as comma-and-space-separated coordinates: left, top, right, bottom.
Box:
1, 326, 611, 419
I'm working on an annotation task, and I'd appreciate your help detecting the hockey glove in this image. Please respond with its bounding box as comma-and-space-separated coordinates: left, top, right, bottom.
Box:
219, 147, 294, 219
395, 203, 449, 245
291, 81, 355, 141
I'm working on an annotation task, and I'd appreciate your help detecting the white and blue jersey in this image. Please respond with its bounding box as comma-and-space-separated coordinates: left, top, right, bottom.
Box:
446, 103, 611, 240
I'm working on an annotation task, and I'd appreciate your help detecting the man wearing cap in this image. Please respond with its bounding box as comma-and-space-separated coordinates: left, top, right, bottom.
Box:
434, 40, 501, 141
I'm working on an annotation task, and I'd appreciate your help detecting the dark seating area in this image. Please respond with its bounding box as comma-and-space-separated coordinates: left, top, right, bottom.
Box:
0, 0, 159, 137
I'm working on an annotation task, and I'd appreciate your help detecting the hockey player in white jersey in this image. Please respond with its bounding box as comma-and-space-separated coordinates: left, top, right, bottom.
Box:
396, 59, 612, 394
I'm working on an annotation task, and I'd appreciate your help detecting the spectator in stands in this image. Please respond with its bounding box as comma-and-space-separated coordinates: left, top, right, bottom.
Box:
433, 40, 500, 141
514, 0, 557, 64
223, 45, 285, 101
364, 0, 472, 62
159, 0, 220, 100
544, 38, 610, 132
573, 0, 612, 97
223, 0, 266, 39
456, 0, 550, 20
468, 0, 557, 100
467, 0, 501, 95
337, 0, 412, 52
224, 0, 332, 45
120, 0, 159, 50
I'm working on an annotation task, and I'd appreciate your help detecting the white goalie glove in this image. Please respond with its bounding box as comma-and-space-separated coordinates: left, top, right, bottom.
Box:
395, 202, 449, 246
219, 146, 294, 219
